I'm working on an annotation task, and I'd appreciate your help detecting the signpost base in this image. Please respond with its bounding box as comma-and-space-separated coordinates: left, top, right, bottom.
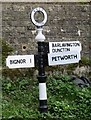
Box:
39, 100, 47, 113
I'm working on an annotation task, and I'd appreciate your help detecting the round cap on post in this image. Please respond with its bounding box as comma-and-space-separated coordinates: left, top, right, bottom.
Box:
31, 7, 47, 27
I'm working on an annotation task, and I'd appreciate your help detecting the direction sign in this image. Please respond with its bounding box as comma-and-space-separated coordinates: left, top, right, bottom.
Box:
6, 55, 35, 68
49, 41, 82, 53
48, 51, 81, 66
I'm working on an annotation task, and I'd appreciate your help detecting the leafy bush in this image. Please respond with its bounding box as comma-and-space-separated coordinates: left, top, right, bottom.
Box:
2, 74, 91, 120
2, 40, 13, 67
47, 75, 91, 119
79, 57, 91, 66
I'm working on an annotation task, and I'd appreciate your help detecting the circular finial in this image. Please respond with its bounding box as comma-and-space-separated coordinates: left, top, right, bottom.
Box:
31, 7, 47, 27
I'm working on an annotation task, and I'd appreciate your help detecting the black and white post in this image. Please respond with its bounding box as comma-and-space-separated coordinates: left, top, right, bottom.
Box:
36, 28, 47, 112
31, 7, 48, 112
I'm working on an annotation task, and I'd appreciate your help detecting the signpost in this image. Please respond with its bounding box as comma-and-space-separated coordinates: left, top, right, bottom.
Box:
6, 7, 82, 113
49, 41, 82, 53
31, 7, 48, 112
48, 51, 80, 66
6, 55, 35, 68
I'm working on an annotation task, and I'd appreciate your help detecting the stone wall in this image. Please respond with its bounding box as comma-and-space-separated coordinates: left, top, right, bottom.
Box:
2, 2, 90, 58
1, 0, 90, 2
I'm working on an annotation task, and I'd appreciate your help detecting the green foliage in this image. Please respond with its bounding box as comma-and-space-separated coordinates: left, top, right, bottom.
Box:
2, 77, 39, 119
2, 75, 91, 120
2, 68, 36, 80
79, 57, 91, 66
47, 75, 91, 119
66, 56, 91, 74
66, 63, 78, 72
2, 40, 13, 66
67, 56, 91, 69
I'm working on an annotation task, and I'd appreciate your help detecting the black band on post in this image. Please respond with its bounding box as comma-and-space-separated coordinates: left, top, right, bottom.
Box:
39, 100, 47, 112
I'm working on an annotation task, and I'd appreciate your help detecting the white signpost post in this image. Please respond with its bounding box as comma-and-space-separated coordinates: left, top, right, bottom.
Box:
6, 55, 35, 69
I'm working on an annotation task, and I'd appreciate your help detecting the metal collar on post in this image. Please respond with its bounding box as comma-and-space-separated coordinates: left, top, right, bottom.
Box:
35, 28, 45, 42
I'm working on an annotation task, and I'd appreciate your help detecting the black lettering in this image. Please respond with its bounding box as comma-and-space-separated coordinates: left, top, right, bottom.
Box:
67, 43, 72, 47
22, 59, 26, 63
67, 55, 71, 59
10, 59, 26, 65
66, 48, 70, 51
52, 48, 71, 53
70, 54, 77, 59
52, 57, 57, 61
30, 59, 31, 63
57, 49, 62, 52
74, 54, 77, 59
57, 43, 61, 47
60, 56, 64, 60
52, 43, 62, 48
57, 56, 61, 60
73, 43, 76, 46
76, 43, 80, 46
19, 60, 21, 64
62, 43, 66, 47
52, 43, 55, 47
72, 43, 80, 47
52, 49, 55, 53
18, 59, 26, 64
64, 55, 68, 60
14, 60, 18, 64
10, 60, 12, 64
70, 55, 74, 59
